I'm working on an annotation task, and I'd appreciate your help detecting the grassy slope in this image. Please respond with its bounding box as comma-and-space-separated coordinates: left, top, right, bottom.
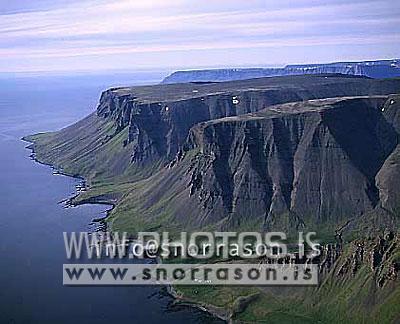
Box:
24, 112, 165, 206
174, 237, 400, 323
27, 130, 400, 323
24, 79, 400, 323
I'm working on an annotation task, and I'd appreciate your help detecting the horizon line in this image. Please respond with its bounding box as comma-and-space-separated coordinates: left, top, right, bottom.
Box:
1, 56, 399, 78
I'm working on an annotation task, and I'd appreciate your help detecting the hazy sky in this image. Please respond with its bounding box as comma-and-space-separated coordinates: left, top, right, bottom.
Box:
1, 0, 399, 74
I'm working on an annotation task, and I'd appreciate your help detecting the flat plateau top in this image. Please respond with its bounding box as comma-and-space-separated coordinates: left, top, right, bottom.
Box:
195, 95, 395, 128
108, 74, 381, 103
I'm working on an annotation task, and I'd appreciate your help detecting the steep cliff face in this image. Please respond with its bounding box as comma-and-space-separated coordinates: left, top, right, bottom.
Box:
27, 75, 400, 234
376, 95, 400, 213
109, 96, 399, 233
95, 75, 400, 171
306, 233, 400, 322
186, 97, 398, 231
26, 75, 400, 323
162, 59, 400, 83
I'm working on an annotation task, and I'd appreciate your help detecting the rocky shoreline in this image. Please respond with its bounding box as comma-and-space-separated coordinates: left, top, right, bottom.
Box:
22, 137, 115, 226
166, 284, 231, 322
23, 136, 231, 322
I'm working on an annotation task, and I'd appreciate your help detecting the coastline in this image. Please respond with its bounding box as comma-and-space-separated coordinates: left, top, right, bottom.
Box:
166, 284, 231, 322
166, 283, 261, 323
22, 137, 116, 224
22, 136, 230, 323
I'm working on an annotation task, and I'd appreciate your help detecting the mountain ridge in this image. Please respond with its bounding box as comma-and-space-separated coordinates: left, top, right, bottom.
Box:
24, 74, 400, 322
162, 59, 400, 84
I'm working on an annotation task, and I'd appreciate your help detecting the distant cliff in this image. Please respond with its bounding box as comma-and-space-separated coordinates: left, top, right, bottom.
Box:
162, 59, 400, 84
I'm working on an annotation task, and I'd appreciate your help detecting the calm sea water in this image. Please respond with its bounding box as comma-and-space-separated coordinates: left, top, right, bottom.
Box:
0, 74, 221, 324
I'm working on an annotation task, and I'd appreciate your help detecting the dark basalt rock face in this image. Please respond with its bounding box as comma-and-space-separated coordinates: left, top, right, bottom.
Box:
29, 75, 400, 232
27, 75, 400, 322
95, 75, 400, 169
334, 232, 399, 287
181, 97, 399, 231
376, 95, 400, 213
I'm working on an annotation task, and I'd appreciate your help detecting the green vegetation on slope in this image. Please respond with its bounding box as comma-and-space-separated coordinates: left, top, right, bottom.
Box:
24, 76, 400, 323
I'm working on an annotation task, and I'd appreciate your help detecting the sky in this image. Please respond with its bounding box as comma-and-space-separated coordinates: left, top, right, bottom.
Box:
0, 0, 399, 74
